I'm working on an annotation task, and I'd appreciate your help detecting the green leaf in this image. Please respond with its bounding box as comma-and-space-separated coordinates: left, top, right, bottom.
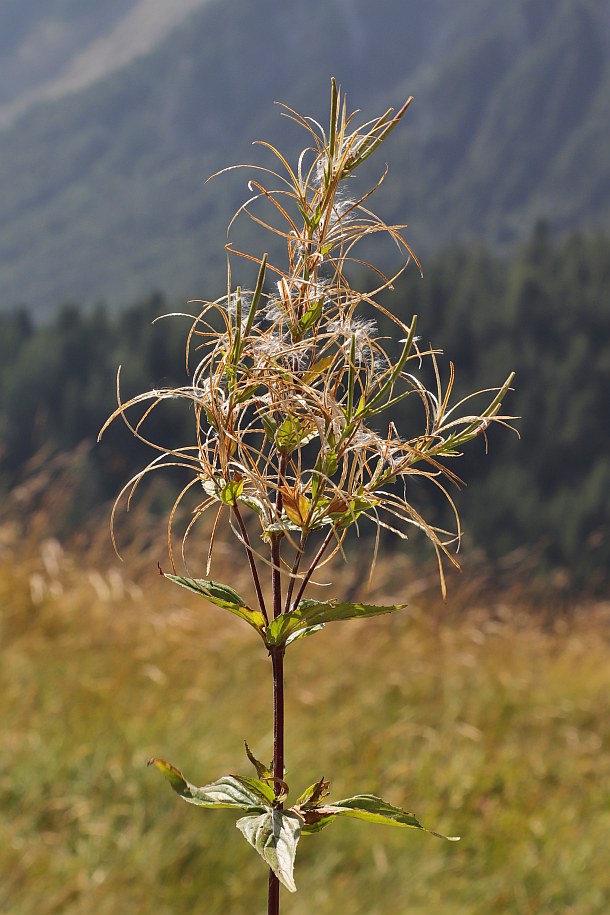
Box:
275, 416, 303, 453
265, 614, 301, 647
320, 794, 460, 840
263, 520, 302, 537
148, 759, 271, 810
299, 812, 336, 834
243, 253, 267, 338
165, 575, 244, 606
245, 741, 273, 780
164, 575, 267, 637
311, 449, 338, 499
219, 478, 245, 505
285, 624, 325, 645
260, 413, 278, 440
328, 77, 338, 158
326, 795, 423, 827
236, 810, 302, 893
239, 493, 266, 516
359, 315, 417, 417
233, 776, 278, 806
322, 450, 339, 477
265, 599, 406, 647
234, 382, 260, 405
303, 354, 336, 386
297, 297, 323, 335
298, 203, 319, 233
346, 333, 357, 419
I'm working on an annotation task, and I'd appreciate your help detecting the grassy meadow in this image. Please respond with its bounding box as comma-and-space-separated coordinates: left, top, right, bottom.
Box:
1, 490, 610, 915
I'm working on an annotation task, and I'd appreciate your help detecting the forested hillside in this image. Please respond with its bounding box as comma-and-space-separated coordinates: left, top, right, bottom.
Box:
1, 228, 608, 588
0, 0, 609, 313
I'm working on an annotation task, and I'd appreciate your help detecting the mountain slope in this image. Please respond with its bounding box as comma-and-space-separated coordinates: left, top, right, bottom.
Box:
0, 0, 209, 125
382, 0, 610, 246
0, 0, 609, 315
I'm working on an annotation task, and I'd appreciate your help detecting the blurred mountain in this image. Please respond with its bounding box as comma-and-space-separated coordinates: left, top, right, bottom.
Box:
0, 0, 209, 124
0, 0, 609, 315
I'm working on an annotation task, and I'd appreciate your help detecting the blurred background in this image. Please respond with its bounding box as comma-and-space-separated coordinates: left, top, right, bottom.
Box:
1, 1, 609, 913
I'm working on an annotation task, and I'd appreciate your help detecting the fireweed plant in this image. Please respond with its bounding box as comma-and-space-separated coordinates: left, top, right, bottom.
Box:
100, 81, 514, 913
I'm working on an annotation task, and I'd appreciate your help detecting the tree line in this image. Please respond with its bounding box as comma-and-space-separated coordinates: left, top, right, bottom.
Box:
1, 225, 608, 589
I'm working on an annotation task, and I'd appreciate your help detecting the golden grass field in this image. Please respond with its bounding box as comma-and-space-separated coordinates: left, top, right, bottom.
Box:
2, 483, 610, 914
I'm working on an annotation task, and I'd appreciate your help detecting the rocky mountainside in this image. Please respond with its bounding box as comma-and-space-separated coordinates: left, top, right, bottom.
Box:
0, 0, 608, 314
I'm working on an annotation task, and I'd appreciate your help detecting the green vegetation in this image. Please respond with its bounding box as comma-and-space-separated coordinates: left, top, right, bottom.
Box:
2, 511, 609, 913
390, 224, 610, 588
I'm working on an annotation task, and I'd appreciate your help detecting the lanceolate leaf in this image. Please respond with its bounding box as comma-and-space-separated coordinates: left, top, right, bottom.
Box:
298, 811, 336, 834
219, 478, 245, 505
243, 252, 267, 338
236, 810, 303, 893
233, 776, 278, 806
298, 598, 407, 625
265, 599, 406, 646
275, 416, 303, 453
297, 297, 323, 335
164, 574, 244, 607
316, 795, 460, 840
285, 623, 325, 645
265, 614, 301, 646
148, 759, 272, 810
245, 741, 273, 780
164, 575, 267, 637
303, 354, 336, 386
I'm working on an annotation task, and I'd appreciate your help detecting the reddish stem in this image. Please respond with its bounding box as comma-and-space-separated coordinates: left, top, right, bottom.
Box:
267, 455, 287, 915
232, 504, 268, 623
290, 526, 336, 611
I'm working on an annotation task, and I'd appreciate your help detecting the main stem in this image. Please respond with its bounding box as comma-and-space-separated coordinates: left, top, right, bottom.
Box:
268, 643, 284, 915
270, 535, 285, 797
268, 454, 287, 915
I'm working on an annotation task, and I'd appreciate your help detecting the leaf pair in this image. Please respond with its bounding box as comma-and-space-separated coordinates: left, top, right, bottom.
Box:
149, 758, 459, 893
165, 574, 406, 648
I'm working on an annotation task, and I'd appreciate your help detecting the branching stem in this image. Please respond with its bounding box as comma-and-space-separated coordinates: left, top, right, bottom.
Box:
290, 526, 336, 611
232, 504, 268, 623
284, 531, 308, 614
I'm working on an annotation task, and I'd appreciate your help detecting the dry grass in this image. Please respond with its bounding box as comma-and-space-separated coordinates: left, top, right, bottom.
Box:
1, 492, 609, 914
